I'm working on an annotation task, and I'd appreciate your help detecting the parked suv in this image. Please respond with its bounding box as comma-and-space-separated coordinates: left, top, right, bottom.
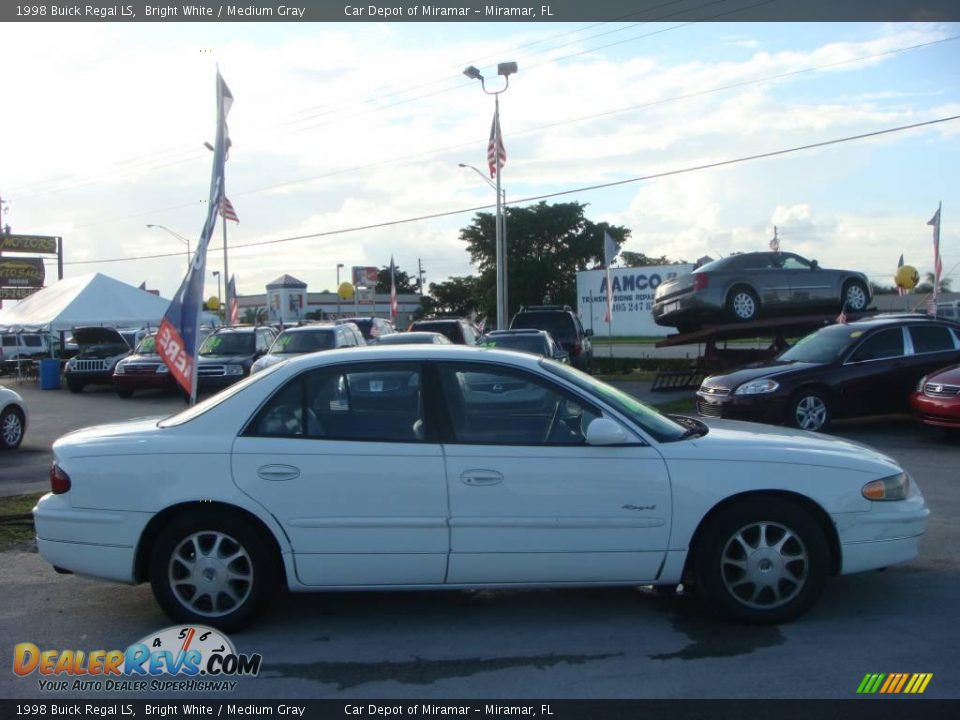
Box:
252, 323, 366, 374
196, 325, 277, 394
64, 327, 133, 393
408, 318, 478, 345
1, 333, 49, 373
510, 305, 593, 372
336, 317, 396, 342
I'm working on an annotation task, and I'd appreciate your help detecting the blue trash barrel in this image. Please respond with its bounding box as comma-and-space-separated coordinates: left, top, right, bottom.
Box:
39, 358, 62, 390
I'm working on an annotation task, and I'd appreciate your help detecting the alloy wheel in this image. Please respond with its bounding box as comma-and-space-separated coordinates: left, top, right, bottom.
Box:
720, 521, 809, 610
168, 531, 254, 618
732, 292, 756, 320
846, 284, 867, 311
795, 395, 827, 431
1, 411, 23, 448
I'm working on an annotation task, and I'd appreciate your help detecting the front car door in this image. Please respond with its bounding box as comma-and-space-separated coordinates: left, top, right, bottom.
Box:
232, 360, 449, 586
778, 253, 835, 309
838, 326, 907, 416
434, 360, 672, 585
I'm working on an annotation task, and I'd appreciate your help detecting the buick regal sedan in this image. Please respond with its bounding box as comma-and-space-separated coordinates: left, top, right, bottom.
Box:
34, 346, 928, 630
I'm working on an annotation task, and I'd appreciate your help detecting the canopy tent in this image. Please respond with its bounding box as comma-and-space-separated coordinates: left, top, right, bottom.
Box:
0, 273, 170, 333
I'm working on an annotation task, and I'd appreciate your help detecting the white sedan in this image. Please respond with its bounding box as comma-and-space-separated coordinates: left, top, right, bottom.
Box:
34, 346, 929, 630
1, 385, 28, 450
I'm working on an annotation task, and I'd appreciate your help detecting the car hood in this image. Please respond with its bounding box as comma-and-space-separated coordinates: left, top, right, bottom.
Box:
925, 364, 960, 385
661, 418, 900, 475
72, 326, 129, 347
703, 361, 819, 389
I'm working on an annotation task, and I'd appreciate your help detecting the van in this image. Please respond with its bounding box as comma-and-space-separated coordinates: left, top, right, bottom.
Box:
936, 300, 960, 321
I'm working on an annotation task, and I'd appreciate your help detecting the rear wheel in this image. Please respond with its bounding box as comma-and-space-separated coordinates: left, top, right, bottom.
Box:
695, 497, 829, 624
727, 287, 759, 322
0, 407, 25, 450
843, 280, 869, 312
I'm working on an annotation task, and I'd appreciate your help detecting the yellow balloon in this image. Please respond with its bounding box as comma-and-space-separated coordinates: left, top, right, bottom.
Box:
207, 296, 221, 311
895, 264, 919, 290
338, 282, 355, 300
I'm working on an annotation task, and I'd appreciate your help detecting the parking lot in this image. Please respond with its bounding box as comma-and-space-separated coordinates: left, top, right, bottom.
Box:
1, 381, 958, 699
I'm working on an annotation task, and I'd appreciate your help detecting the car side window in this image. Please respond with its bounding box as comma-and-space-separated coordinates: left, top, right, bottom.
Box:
248, 363, 426, 442
849, 328, 904, 363
255, 331, 269, 353
909, 325, 956, 354
437, 362, 600, 446
780, 255, 811, 270
735, 254, 773, 270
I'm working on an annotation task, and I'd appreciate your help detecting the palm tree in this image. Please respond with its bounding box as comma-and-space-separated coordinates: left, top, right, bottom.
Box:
923, 272, 952, 294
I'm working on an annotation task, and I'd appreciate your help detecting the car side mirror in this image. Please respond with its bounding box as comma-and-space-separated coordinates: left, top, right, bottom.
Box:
584, 329, 594, 337
585, 417, 629, 446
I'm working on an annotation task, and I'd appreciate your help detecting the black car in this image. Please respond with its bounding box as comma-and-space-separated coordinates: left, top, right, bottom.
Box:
64, 327, 133, 393
196, 326, 277, 394
408, 318, 478, 345
653, 251, 871, 332
479, 329, 569, 362
697, 314, 960, 432
509, 305, 593, 372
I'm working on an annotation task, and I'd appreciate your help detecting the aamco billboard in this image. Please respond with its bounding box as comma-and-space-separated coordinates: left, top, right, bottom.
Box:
576, 264, 694, 336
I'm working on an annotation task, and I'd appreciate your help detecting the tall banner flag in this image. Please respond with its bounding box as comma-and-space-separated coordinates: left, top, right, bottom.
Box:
389, 256, 398, 319
487, 107, 506, 177
896, 253, 906, 297
227, 275, 239, 325
603, 231, 618, 323
158, 70, 233, 401
928, 203, 942, 314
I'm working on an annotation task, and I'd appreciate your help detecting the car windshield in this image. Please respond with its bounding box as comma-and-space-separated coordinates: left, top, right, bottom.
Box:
135, 336, 157, 354
482, 335, 546, 355
159, 362, 285, 427
777, 325, 857, 364
511, 313, 575, 339
199, 332, 255, 356
271, 330, 336, 354
542, 360, 687, 442
378, 333, 443, 345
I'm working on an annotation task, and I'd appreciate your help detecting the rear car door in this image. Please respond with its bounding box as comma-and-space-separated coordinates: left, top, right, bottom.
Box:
232, 361, 449, 587
434, 360, 671, 585
904, 324, 960, 397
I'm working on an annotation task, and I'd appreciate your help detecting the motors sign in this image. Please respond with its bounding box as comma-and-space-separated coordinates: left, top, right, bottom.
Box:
0, 258, 45, 287
0, 234, 59, 254
576, 264, 694, 336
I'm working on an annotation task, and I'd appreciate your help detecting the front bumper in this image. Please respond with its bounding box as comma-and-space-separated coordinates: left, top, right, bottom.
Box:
696, 390, 788, 425
113, 374, 177, 392
910, 391, 960, 428
64, 370, 115, 385
836, 490, 930, 575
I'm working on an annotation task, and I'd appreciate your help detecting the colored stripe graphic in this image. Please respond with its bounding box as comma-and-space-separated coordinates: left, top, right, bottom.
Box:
894, 674, 910, 693
857, 673, 932, 694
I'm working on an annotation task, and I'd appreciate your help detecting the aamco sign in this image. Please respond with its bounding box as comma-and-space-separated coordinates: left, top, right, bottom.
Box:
576, 264, 694, 337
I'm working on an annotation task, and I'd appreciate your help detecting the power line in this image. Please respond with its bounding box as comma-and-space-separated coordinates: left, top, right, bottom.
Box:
64, 113, 960, 266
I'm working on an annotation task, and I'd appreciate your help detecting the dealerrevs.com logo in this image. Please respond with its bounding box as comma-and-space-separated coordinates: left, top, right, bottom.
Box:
857, 673, 934, 695
13, 625, 262, 692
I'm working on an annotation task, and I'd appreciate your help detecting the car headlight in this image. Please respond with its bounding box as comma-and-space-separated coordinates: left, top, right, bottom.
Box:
225, 364, 244, 376
66, 358, 76, 370
916, 375, 927, 393
862, 472, 910, 501
734, 378, 780, 395
114, 362, 126, 375
156, 364, 169, 374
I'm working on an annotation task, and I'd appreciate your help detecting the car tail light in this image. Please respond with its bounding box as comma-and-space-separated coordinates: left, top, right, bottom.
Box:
693, 273, 709, 291
571, 341, 582, 356
50, 463, 71, 494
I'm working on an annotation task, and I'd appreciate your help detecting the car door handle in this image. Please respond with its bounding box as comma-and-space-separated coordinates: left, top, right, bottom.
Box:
257, 465, 301, 482
460, 470, 503, 486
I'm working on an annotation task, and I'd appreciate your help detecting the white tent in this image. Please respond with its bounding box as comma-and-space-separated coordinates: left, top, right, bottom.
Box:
0, 273, 170, 332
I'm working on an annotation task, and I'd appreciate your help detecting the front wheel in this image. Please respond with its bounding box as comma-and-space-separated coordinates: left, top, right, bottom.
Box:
695, 498, 829, 624
149, 512, 277, 632
788, 390, 831, 432
117, 388, 134, 399
66, 379, 84, 394
0, 407, 25, 450
843, 280, 869, 312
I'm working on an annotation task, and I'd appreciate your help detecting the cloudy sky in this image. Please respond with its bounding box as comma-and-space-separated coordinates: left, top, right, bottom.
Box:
1, 20, 957, 304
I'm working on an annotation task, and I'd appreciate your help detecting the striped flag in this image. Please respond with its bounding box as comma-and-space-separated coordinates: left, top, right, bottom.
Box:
227, 275, 238, 325
896, 253, 906, 296
928, 204, 942, 303
389, 256, 398, 319
487, 107, 506, 177
219, 196, 239, 223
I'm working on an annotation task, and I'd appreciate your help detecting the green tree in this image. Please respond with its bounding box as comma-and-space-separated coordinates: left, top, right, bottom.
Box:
375, 264, 420, 294
241, 307, 267, 324
460, 201, 630, 315
427, 275, 485, 317
620, 251, 687, 267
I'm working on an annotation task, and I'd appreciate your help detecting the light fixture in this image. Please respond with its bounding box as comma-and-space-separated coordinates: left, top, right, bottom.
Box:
497, 62, 518, 77
462, 65, 482, 80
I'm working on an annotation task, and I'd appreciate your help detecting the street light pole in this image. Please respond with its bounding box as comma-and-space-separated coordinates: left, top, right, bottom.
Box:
212, 270, 222, 321
146, 224, 191, 272
459, 162, 507, 326
463, 61, 517, 331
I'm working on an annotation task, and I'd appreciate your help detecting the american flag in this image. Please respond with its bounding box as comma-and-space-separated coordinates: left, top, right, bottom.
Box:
219, 196, 239, 223
227, 275, 239, 325
928, 204, 942, 299
836, 300, 848, 325
487, 108, 506, 177
896, 253, 906, 297
769, 226, 780, 252
389, 256, 398, 319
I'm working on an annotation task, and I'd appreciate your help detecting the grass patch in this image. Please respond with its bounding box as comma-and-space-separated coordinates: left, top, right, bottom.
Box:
652, 397, 698, 415
0, 492, 42, 552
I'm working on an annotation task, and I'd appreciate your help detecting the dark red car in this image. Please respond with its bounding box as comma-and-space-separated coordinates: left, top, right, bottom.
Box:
112, 334, 177, 398
911, 364, 960, 429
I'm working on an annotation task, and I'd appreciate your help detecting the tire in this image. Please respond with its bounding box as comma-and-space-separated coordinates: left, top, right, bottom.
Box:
694, 497, 829, 624
149, 511, 278, 632
842, 280, 869, 313
788, 389, 831, 432
727, 287, 760, 322
117, 388, 134, 399
0, 407, 25, 450
67, 379, 84, 394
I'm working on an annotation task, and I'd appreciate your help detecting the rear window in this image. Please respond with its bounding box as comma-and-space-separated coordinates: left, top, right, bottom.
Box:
510, 312, 576, 340
482, 335, 547, 355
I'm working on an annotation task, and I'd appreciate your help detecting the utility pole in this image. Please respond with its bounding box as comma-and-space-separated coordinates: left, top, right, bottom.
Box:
418, 258, 425, 296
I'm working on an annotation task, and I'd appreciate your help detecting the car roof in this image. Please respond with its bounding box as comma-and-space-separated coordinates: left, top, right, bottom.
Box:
486, 329, 549, 336
842, 313, 960, 330
272, 343, 545, 371
279, 324, 337, 333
